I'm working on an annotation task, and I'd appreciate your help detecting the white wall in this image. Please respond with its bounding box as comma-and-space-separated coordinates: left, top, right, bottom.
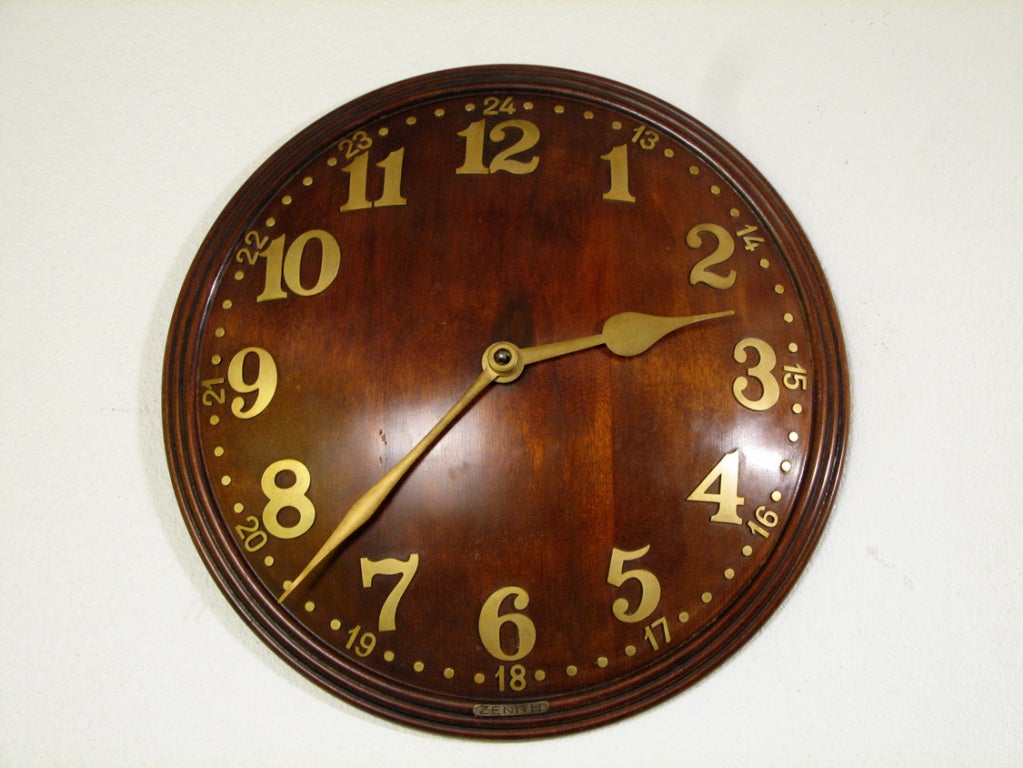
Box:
2, 2, 1020, 765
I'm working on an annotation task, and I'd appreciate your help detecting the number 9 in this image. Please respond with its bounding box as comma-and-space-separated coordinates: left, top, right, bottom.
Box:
227, 347, 278, 419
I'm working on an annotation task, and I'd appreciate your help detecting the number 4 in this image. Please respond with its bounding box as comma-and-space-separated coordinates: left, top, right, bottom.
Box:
687, 450, 745, 524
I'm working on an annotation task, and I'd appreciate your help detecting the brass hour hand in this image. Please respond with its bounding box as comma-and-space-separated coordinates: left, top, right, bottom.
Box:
483, 310, 735, 383
278, 308, 732, 603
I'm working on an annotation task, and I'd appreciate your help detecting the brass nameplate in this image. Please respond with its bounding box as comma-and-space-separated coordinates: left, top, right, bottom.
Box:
473, 702, 550, 718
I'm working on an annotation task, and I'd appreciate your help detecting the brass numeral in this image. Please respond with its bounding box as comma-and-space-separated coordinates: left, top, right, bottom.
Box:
687, 450, 745, 524
495, 664, 528, 692
256, 230, 341, 303
642, 616, 671, 651
482, 96, 517, 116
456, 119, 540, 176
601, 144, 636, 203
337, 130, 373, 160
202, 349, 277, 418
345, 625, 377, 657
340, 148, 407, 212
226, 347, 277, 419
606, 545, 661, 624
748, 505, 780, 538
478, 586, 537, 661
234, 516, 267, 552
200, 378, 225, 407
260, 459, 316, 539
736, 224, 766, 252
630, 124, 660, 150
235, 229, 269, 265
360, 554, 419, 632
733, 337, 780, 411
784, 363, 809, 391
687, 223, 737, 289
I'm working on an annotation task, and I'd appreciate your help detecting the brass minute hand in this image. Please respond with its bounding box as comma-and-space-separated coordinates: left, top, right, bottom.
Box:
278, 309, 732, 603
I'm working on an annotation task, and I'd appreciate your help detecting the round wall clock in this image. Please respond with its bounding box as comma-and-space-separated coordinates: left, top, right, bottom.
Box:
164, 65, 848, 737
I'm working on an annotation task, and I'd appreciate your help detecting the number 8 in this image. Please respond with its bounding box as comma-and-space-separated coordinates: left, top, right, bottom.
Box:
260, 459, 316, 539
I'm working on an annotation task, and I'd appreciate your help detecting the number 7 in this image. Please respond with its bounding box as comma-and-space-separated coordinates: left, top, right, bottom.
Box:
360, 554, 419, 632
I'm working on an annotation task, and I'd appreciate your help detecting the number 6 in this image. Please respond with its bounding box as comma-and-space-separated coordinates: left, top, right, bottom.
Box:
478, 586, 536, 661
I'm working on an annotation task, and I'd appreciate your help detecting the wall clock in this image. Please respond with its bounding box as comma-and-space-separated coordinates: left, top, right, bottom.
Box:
164, 65, 848, 737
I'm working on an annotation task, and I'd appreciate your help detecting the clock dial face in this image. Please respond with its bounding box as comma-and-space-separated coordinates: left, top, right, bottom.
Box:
164, 66, 847, 737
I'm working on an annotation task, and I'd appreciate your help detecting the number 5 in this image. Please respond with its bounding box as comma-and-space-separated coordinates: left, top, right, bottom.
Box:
607, 545, 662, 624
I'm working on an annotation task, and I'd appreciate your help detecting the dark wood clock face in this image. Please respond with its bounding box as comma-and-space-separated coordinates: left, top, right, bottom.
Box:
164, 65, 847, 737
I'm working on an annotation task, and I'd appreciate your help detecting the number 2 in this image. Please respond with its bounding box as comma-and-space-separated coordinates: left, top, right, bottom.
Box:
687, 223, 736, 289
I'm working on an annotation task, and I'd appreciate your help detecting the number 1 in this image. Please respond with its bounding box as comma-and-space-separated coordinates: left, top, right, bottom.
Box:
601, 144, 636, 203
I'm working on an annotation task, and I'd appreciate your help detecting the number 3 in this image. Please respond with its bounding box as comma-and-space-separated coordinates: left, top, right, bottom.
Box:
732, 337, 780, 411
